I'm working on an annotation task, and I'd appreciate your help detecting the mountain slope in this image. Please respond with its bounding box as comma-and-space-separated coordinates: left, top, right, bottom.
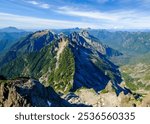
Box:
0, 27, 29, 56
68, 31, 122, 92
0, 30, 56, 67
0, 30, 124, 94
55, 29, 150, 55
88, 29, 150, 55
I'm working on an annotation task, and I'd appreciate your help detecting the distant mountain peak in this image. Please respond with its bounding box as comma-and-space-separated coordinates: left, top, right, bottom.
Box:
7, 30, 57, 53
0, 26, 25, 33
6, 26, 18, 29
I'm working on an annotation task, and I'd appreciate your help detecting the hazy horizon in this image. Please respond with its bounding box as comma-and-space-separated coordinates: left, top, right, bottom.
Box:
1, 26, 150, 32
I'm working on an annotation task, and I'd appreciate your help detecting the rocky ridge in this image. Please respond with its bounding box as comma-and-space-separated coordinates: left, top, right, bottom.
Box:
0, 77, 89, 107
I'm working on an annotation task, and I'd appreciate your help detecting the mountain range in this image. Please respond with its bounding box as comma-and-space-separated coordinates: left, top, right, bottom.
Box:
0, 26, 25, 33
88, 29, 150, 55
0, 27, 29, 57
0, 27, 150, 107
0, 29, 125, 95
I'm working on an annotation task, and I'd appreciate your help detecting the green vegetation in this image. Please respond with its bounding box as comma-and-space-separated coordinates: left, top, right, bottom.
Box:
0, 41, 57, 78
0, 56, 28, 78
122, 72, 134, 82
27, 42, 57, 78
144, 74, 150, 80
126, 82, 138, 91
100, 89, 109, 94
0, 38, 75, 94
75, 87, 97, 97
48, 47, 75, 94
122, 72, 138, 91
91, 56, 106, 73
0, 32, 29, 54
106, 70, 116, 80
90, 30, 150, 55
121, 62, 150, 95
128, 52, 150, 65
91, 55, 116, 81
75, 87, 88, 94
0, 80, 8, 84
122, 72, 150, 92
145, 85, 150, 91
137, 81, 145, 88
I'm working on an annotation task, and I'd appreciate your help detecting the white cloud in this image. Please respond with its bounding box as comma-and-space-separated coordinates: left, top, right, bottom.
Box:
0, 12, 96, 29
55, 6, 150, 29
1, 5, 150, 29
26, 0, 50, 9
40, 3, 50, 9
27, 0, 38, 5
56, 6, 145, 22
57, 6, 118, 21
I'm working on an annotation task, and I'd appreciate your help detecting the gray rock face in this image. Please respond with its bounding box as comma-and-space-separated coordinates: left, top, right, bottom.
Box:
0, 79, 31, 107
70, 31, 122, 57
0, 77, 138, 107
68, 32, 123, 92
0, 78, 90, 107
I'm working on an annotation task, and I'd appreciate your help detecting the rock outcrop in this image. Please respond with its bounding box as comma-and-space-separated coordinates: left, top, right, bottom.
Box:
0, 78, 89, 107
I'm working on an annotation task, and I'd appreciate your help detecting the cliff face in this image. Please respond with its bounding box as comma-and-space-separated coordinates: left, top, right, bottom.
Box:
0, 78, 89, 107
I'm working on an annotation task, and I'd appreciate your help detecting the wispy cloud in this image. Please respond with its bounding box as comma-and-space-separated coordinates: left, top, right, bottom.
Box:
39, 3, 50, 9
1, 0, 150, 29
27, 0, 38, 5
56, 6, 118, 21
55, 6, 150, 29
56, 6, 139, 21
26, 0, 50, 9
0, 12, 96, 29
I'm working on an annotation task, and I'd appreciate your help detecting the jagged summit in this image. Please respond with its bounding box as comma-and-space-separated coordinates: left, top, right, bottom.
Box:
79, 30, 90, 38
10, 30, 57, 52
69, 31, 122, 57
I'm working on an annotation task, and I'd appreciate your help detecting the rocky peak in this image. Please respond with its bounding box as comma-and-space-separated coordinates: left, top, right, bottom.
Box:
79, 30, 90, 38
8, 30, 57, 54
68, 31, 122, 57
71, 32, 79, 39
31, 30, 56, 40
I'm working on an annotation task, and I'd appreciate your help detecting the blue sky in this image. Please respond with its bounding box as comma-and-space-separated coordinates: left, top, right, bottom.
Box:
0, 0, 150, 29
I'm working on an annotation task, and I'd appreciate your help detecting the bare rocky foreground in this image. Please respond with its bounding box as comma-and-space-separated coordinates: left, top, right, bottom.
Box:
0, 77, 150, 107
0, 78, 89, 107
63, 81, 150, 107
